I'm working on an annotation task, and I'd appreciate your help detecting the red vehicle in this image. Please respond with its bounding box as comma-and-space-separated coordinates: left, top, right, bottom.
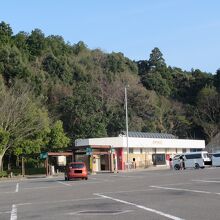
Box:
65, 162, 88, 181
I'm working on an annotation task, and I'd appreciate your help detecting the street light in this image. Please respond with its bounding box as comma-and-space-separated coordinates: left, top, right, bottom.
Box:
125, 86, 129, 168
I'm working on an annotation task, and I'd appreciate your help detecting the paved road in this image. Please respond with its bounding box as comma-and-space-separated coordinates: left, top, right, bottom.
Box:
1, 167, 220, 220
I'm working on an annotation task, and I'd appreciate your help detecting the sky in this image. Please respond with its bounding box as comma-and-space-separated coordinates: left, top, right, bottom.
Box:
1, 0, 220, 74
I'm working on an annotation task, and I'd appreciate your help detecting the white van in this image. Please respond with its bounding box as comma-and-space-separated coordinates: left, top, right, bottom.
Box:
172, 151, 210, 170
211, 153, 220, 166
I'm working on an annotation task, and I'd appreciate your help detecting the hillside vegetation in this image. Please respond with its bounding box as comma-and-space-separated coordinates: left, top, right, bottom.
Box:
0, 21, 219, 170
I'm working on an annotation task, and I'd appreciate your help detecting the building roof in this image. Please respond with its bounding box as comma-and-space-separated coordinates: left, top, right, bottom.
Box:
119, 131, 177, 139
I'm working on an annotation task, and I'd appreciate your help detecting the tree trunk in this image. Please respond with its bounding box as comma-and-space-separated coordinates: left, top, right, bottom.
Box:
0, 154, 3, 171
21, 156, 25, 177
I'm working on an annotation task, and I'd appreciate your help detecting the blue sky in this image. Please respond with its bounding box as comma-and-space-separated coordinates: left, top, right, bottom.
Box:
1, 0, 220, 73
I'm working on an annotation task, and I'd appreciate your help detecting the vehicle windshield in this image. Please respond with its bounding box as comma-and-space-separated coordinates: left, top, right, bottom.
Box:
69, 163, 84, 169
173, 155, 181, 160
203, 153, 211, 159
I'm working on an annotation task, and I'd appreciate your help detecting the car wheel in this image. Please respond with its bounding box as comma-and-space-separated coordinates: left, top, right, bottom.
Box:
195, 163, 200, 169
174, 164, 180, 170
85, 177, 88, 180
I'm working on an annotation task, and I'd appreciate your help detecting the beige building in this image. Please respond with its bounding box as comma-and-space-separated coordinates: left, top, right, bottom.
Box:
74, 132, 205, 172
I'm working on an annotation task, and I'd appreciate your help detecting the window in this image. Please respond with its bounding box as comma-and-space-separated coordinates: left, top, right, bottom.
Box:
152, 154, 166, 165
129, 148, 133, 154
185, 154, 202, 159
213, 153, 220, 157
70, 163, 84, 169
140, 148, 143, 154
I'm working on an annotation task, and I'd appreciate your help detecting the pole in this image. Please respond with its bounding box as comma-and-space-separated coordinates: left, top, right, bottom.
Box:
125, 86, 129, 169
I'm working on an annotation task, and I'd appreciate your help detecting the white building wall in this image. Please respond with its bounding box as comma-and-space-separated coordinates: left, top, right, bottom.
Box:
155, 148, 165, 153
75, 137, 205, 150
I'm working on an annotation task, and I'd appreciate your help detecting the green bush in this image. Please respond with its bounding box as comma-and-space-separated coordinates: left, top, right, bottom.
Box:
0, 171, 8, 178
11, 169, 21, 176
25, 167, 46, 175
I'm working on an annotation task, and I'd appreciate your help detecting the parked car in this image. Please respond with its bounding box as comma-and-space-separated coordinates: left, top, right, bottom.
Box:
65, 162, 88, 180
172, 151, 210, 170
211, 153, 220, 167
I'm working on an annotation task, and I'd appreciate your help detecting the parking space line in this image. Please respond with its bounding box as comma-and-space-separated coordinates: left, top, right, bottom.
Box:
192, 180, 220, 183
22, 185, 64, 190
0, 211, 11, 214
0, 191, 16, 194
10, 204, 17, 220
67, 209, 133, 216
15, 183, 19, 192
94, 193, 184, 220
96, 188, 158, 195
56, 181, 71, 186
89, 177, 97, 180
150, 185, 220, 195
16, 197, 104, 206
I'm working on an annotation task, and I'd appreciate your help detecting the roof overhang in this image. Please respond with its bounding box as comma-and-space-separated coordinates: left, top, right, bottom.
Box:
75, 137, 205, 149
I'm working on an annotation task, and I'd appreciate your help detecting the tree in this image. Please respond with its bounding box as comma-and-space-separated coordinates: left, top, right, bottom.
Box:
0, 81, 49, 170
0, 21, 13, 44
58, 83, 107, 140
140, 71, 171, 96
13, 31, 28, 51
214, 69, 220, 93
194, 86, 220, 142
137, 48, 170, 96
0, 128, 9, 171
46, 120, 70, 152
148, 47, 166, 70
72, 41, 87, 55
27, 29, 46, 56
0, 45, 30, 83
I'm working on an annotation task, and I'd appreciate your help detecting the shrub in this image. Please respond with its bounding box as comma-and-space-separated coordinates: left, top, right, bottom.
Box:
0, 171, 7, 178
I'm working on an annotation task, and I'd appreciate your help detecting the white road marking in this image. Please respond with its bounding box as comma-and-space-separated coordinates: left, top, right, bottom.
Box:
95, 193, 184, 220
150, 185, 220, 195
192, 179, 220, 183
112, 174, 144, 178
154, 182, 193, 187
96, 188, 158, 195
0, 211, 11, 214
0, 191, 16, 194
10, 204, 17, 220
16, 203, 32, 206
16, 197, 104, 206
56, 181, 71, 186
21, 180, 113, 191
89, 177, 97, 180
15, 183, 19, 192
22, 185, 64, 190
67, 209, 133, 216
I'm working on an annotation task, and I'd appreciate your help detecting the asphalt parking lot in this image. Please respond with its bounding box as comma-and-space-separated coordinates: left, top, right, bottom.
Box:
1, 167, 220, 220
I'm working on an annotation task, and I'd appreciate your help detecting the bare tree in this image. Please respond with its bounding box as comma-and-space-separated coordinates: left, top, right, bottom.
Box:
0, 81, 49, 170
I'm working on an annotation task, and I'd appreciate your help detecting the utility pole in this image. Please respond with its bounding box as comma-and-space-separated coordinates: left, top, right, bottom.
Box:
125, 86, 129, 169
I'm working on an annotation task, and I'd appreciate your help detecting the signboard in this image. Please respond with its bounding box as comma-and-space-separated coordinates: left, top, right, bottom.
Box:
40, 152, 48, 159
110, 148, 115, 153
86, 148, 92, 155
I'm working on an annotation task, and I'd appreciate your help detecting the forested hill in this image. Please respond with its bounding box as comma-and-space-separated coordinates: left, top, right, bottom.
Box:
0, 21, 219, 146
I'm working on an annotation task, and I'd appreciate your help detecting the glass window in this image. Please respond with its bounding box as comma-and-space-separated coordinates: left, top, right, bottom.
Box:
70, 163, 84, 169
152, 154, 166, 165
129, 148, 133, 154
185, 154, 201, 159
140, 148, 143, 154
